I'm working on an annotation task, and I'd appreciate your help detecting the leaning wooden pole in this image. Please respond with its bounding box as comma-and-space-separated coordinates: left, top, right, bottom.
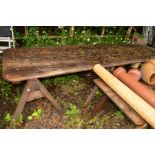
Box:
93, 64, 155, 128
94, 79, 146, 126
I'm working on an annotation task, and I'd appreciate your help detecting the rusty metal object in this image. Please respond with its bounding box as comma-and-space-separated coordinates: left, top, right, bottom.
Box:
83, 86, 98, 107
91, 95, 109, 117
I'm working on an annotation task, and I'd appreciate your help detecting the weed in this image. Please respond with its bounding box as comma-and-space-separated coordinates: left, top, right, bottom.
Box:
0, 79, 12, 100
42, 78, 54, 88
101, 115, 110, 125
53, 75, 80, 85
65, 103, 79, 117
95, 90, 102, 97
27, 109, 44, 121
114, 111, 124, 119
18, 114, 23, 124
4, 113, 12, 122
65, 103, 83, 128
14, 87, 21, 104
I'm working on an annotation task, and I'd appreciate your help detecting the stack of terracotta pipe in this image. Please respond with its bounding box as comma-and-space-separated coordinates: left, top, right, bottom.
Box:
93, 60, 155, 128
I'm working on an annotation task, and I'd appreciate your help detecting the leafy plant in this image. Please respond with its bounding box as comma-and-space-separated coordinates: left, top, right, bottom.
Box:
4, 113, 12, 122
22, 27, 56, 47
65, 103, 84, 128
21, 26, 132, 48
96, 90, 102, 97
14, 87, 21, 104
114, 111, 124, 119
53, 75, 80, 85
27, 109, 43, 121
65, 103, 79, 117
42, 78, 54, 88
0, 80, 12, 100
18, 114, 23, 124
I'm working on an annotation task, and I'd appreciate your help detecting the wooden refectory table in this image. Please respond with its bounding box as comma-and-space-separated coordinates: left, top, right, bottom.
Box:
2, 44, 155, 124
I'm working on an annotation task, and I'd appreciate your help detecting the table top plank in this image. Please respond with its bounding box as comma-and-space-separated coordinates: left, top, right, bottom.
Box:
2, 44, 155, 83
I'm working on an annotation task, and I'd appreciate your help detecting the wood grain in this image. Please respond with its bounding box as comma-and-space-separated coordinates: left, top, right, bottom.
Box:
2, 44, 155, 83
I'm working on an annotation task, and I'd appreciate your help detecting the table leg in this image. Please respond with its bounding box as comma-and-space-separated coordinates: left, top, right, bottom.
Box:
35, 79, 63, 113
10, 78, 63, 127
10, 80, 32, 127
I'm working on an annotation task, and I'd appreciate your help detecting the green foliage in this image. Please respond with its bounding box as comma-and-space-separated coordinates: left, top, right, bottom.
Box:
65, 103, 83, 128
42, 75, 80, 89
114, 111, 124, 119
96, 90, 102, 97
27, 109, 44, 121
0, 79, 12, 100
18, 114, 23, 124
53, 75, 80, 85
42, 78, 54, 88
4, 113, 23, 126
14, 87, 21, 104
21, 26, 132, 47
65, 103, 79, 117
22, 27, 57, 47
4, 113, 12, 122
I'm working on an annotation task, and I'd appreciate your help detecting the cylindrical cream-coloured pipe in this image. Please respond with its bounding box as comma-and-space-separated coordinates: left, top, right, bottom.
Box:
93, 64, 155, 128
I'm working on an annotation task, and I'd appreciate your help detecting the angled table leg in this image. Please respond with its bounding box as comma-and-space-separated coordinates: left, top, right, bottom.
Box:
10, 80, 32, 127
10, 78, 63, 127
34, 78, 63, 113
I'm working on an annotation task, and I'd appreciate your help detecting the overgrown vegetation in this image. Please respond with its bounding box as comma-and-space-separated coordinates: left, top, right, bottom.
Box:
14, 26, 133, 47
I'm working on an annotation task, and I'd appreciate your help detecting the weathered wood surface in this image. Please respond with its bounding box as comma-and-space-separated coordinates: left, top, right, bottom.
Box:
2, 44, 155, 83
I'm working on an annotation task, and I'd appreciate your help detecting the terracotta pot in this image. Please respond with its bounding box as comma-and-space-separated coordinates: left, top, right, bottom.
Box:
141, 59, 155, 85
114, 67, 155, 108
128, 68, 141, 81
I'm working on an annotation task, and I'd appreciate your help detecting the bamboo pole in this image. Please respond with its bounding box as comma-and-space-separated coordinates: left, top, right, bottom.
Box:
93, 64, 155, 128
